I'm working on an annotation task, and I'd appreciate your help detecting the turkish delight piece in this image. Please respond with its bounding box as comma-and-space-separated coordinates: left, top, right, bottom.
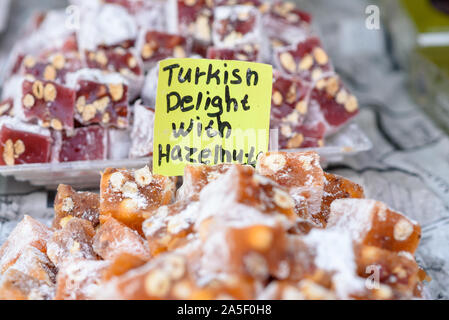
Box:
84, 48, 143, 100
355, 245, 420, 299
289, 101, 327, 148
77, 3, 138, 51
309, 73, 359, 130
47, 218, 97, 267
129, 101, 155, 158
176, 163, 234, 201
317, 172, 365, 227
0, 215, 52, 274
52, 125, 108, 162
270, 71, 311, 148
206, 44, 260, 61
274, 37, 333, 82
142, 200, 199, 256
55, 259, 110, 300
100, 166, 175, 234
108, 128, 131, 160
0, 269, 55, 300
66, 70, 129, 128
138, 30, 189, 69
20, 79, 75, 131
0, 117, 52, 166
212, 5, 261, 48
328, 199, 421, 254
200, 222, 289, 281
0, 98, 14, 117
53, 184, 100, 229
141, 65, 159, 107
93, 217, 151, 261
8, 247, 56, 286
171, 0, 214, 44
256, 152, 324, 224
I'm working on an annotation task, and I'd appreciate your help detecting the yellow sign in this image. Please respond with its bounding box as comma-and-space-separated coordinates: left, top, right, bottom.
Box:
153, 58, 273, 176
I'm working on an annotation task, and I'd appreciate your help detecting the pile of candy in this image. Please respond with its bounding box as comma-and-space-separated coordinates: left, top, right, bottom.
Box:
0, 151, 427, 300
0, 0, 359, 166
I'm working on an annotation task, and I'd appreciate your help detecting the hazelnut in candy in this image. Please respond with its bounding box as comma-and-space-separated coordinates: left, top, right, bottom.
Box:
0, 98, 14, 117
93, 217, 151, 261
47, 218, 97, 268
52, 125, 108, 162
0, 117, 52, 166
274, 37, 333, 82
256, 151, 325, 224
142, 200, 199, 256
328, 199, 421, 254
317, 172, 365, 227
0, 269, 55, 300
100, 166, 175, 234
53, 184, 100, 229
129, 101, 155, 158
55, 259, 110, 300
309, 73, 359, 131
20, 79, 75, 131
0, 215, 52, 274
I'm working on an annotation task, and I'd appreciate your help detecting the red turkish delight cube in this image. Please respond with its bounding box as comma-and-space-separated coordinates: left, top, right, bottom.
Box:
52, 125, 108, 162
0, 117, 52, 166
328, 199, 421, 254
274, 37, 333, 82
67, 71, 129, 128
20, 79, 75, 131
212, 5, 261, 48
53, 184, 100, 229
93, 217, 151, 261
309, 73, 359, 130
170, 0, 214, 44
129, 101, 155, 158
138, 30, 189, 69
206, 44, 260, 62
256, 152, 325, 224
0, 215, 52, 274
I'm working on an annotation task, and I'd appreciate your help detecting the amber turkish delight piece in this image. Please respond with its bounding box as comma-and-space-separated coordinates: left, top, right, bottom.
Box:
328, 199, 421, 254
55, 260, 109, 300
93, 217, 150, 261
0, 215, 52, 274
143, 200, 199, 256
256, 151, 324, 224
53, 184, 100, 229
47, 218, 97, 267
0, 269, 55, 300
317, 172, 365, 227
176, 163, 234, 201
102, 253, 147, 281
100, 166, 175, 234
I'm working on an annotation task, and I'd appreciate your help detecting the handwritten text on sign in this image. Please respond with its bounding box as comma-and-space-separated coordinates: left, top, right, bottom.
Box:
153, 58, 273, 176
